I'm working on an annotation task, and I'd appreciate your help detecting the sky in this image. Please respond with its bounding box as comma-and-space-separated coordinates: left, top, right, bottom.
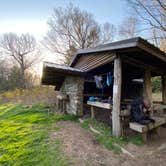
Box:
0, 0, 129, 75
0, 0, 128, 40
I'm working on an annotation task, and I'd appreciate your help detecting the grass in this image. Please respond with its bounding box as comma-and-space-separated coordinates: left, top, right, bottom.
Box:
0, 86, 57, 106
79, 118, 144, 153
152, 92, 162, 102
0, 103, 75, 166
0, 102, 143, 165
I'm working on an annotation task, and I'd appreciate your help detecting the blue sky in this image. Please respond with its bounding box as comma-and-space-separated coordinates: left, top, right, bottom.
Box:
0, 0, 128, 39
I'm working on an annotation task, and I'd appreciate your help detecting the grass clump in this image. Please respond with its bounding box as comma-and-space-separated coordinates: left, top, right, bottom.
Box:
0, 103, 72, 166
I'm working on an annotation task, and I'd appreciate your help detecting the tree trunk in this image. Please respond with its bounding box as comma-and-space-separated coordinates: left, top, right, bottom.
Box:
21, 68, 26, 89
20, 58, 26, 89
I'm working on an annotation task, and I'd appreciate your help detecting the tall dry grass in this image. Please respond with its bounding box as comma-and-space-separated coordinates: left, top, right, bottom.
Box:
0, 86, 57, 106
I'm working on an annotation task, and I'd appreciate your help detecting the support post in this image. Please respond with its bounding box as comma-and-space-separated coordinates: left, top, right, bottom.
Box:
142, 133, 147, 142
91, 106, 94, 119
112, 56, 122, 136
143, 69, 152, 106
162, 75, 166, 104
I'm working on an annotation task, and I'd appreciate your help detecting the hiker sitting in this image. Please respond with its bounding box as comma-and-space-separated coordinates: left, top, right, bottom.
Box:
131, 98, 155, 125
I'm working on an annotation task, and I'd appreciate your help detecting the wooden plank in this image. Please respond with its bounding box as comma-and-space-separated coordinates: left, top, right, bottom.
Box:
129, 122, 147, 133
112, 56, 122, 136
162, 75, 166, 104
149, 116, 165, 128
87, 101, 112, 109
153, 104, 166, 111
74, 52, 116, 71
129, 116, 166, 133
81, 55, 116, 71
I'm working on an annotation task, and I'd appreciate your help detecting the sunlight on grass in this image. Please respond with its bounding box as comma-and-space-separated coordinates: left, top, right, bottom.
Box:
152, 92, 162, 102
0, 102, 144, 165
0, 103, 72, 166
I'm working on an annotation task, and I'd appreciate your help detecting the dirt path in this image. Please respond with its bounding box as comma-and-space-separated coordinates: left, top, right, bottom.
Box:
50, 121, 166, 166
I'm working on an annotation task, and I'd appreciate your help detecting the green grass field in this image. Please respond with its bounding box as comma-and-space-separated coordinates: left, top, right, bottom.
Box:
0, 103, 143, 165
0, 104, 76, 166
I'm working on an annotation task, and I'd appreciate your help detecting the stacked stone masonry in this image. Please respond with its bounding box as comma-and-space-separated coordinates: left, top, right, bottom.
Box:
60, 76, 84, 116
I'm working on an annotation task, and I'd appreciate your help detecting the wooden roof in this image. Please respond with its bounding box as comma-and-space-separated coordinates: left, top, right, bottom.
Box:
74, 52, 116, 71
70, 37, 166, 67
42, 37, 166, 88
42, 62, 87, 90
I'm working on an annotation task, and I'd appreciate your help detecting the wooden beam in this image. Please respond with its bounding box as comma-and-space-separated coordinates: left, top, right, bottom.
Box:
112, 56, 122, 136
138, 42, 166, 63
87, 101, 112, 109
122, 55, 164, 75
143, 69, 153, 105
162, 75, 166, 104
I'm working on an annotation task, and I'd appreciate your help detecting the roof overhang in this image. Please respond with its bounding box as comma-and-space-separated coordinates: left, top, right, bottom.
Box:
42, 62, 87, 89
70, 37, 166, 67
41, 37, 166, 89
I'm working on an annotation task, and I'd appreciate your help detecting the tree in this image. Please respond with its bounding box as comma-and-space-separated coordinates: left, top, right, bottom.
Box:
126, 0, 166, 40
43, 3, 116, 63
0, 33, 39, 89
0, 59, 9, 91
118, 16, 139, 39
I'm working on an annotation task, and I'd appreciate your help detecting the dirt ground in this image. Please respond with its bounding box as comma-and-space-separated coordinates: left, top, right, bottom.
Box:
50, 121, 166, 166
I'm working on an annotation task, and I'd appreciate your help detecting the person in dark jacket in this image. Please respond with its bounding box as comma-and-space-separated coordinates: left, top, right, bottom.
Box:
131, 98, 155, 125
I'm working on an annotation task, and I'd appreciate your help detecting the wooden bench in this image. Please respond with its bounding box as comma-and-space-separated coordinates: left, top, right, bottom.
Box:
129, 116, 166, 142
87, 101, 112, 119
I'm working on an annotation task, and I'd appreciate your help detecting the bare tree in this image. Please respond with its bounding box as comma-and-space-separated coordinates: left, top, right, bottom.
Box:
0, 33, 39, 89
126, 0, 166, 39
0, 58, 9, 91
100, 23, 117, 43
43, 3, 116, 63
118, 16, 139, 39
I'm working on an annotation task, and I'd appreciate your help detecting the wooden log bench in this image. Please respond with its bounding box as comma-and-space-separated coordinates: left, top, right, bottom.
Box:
129, 116, 166, 142
87, 101, 130, 136
87, 101, 112, 119
156, 114, 166, 127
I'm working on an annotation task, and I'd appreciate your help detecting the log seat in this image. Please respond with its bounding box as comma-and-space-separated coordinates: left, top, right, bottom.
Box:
129, 116, 166, 142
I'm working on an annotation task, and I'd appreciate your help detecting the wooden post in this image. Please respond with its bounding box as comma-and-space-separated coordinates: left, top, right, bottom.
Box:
91, 106, 94, 119
112, 56, 122, 137
156, 127, 161, 137
162, 75, 166, 104
142, 133, 147, 142
143, 69, 152, 106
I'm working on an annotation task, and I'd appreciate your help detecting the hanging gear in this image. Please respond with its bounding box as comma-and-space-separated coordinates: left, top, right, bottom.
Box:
106, 72, 112, 86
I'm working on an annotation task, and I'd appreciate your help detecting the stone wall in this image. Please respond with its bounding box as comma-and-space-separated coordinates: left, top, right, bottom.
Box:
60, 76, 84, 116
